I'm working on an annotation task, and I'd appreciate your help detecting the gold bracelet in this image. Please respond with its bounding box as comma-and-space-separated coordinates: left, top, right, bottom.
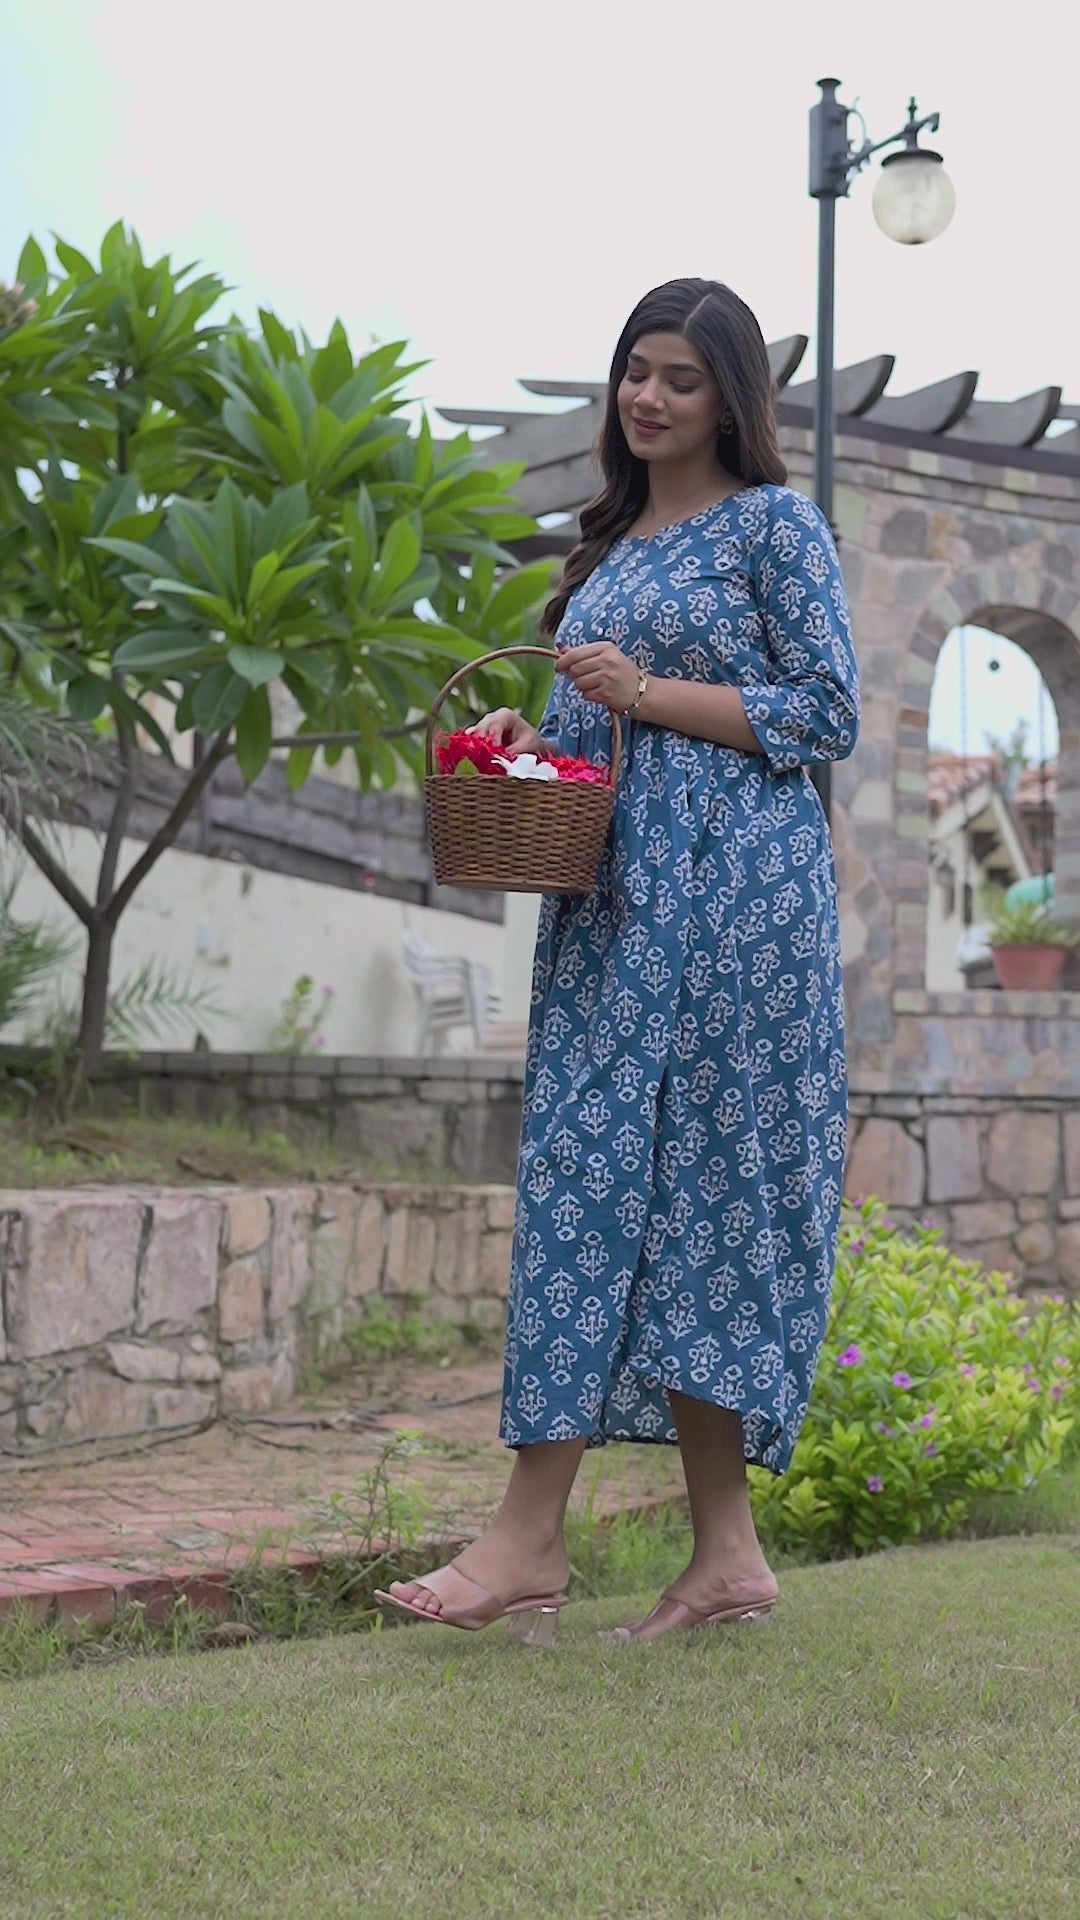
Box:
624, 668, 649, 717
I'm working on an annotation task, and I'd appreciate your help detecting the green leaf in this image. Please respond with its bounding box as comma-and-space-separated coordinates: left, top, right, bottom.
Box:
99, 220, 130, 272
259, 483, 312, 556
283, 650, 335, 694
482, 562, 556, 635
86, 534, 172, 576
113, 629, 215, 673
413, 413, 435, 488
16, 236, 48, 285
368, 516, 421, 612
66, 673, 109, 720
220, 397, 278, 471
234, 685, 272, 784
473, 512, 538, 541
169, 500, 225, 588
380, 554, 440, 618
52, 237, 96, 279
227, 644, 282, 688
88, 476, 145, 538
342, 499, 374, 593
107, 682, 176, 760
354, 485, 378, 553
147, 579, 237, 626
215, 477, 249, 602
259, 308, 298, 363
192, 661, 248, 733
286, 743, 317, 790
245, 551, 281, 609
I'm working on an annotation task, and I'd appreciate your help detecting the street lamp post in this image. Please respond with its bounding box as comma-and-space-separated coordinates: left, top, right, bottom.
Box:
808, 77, 956, 821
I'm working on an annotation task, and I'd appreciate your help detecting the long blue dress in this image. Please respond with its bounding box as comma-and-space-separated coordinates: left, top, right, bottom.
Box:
499, 483, 860, 1474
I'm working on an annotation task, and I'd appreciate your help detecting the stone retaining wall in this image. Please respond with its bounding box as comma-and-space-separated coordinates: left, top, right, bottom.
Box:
0, 1182, 513, 1453
4, 1046, 1080, 1296
4, 1084, 1079, 1454
847, 1093, 1080, 1293
0, 1050, 527, 1187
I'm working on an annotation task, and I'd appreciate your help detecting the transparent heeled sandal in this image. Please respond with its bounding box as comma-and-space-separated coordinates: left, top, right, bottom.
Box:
375, 1563, 568, 1646
505, 1601, 563, 1649
599, 1588, 777, 1642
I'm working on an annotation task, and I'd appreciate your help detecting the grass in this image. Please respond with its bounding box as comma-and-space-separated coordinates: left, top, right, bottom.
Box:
3, 1441, 1078, 1686
0, 1105, 447, 1190
297, 1295, 500, 1397
0, 1537, 1076, 1919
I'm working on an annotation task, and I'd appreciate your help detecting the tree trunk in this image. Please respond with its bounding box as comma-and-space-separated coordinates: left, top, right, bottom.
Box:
77, 910, 116, 1078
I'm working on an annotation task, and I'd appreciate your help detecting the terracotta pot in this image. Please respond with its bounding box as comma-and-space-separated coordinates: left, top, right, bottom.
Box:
990, 944, 1069, 991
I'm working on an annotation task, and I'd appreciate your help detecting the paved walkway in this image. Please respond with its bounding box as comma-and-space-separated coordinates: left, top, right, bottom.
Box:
0, 1359, 685, 1623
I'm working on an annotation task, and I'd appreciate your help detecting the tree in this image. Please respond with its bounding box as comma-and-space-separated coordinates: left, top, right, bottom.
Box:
0, 226, 556, 1073
984, 719, 1031, 794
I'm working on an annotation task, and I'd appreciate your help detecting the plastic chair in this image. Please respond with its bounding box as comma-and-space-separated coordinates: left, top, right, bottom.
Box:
401, 929, 500, 1054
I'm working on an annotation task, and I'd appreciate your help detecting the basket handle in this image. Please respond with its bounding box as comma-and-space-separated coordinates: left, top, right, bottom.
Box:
425, 643, 623, 787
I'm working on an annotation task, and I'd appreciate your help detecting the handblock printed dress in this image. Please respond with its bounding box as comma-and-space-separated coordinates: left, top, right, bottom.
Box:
499, 484, 860, 1474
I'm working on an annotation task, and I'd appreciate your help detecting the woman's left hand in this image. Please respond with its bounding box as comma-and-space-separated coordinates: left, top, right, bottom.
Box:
555, 643, 640, 712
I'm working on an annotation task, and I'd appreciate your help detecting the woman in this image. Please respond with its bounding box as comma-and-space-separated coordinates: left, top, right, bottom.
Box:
379, 278, 859, 1643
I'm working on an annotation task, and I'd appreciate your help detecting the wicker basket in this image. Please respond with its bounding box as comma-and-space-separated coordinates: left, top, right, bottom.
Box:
425, 645, 622, 895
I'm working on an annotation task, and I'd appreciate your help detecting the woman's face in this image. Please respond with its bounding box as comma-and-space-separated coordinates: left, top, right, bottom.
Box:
616, 331, 726, 464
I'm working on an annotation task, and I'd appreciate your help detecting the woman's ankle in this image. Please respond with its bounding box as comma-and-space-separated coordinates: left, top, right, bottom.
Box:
488, 1504, 566, 1556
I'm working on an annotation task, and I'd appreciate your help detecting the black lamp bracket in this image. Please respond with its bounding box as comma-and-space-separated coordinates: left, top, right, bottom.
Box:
810, 79, 941, 200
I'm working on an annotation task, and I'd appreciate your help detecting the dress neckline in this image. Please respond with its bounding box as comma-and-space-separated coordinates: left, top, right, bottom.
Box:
620, 485, 754, 546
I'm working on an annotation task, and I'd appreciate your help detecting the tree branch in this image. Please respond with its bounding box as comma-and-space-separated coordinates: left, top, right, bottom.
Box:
105, 729, 232, 927
96, 690, 135, 906
271, 719, 428, 749
0, 794, 94, 927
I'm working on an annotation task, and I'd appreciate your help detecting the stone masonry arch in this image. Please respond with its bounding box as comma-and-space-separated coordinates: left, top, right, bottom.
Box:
893, 569, 1080, 992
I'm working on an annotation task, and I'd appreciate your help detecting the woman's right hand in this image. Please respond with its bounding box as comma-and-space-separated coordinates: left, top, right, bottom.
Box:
466, 707, 546, 754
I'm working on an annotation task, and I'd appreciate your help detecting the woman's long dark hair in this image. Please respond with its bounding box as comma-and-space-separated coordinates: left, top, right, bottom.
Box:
539, 279, 787, 638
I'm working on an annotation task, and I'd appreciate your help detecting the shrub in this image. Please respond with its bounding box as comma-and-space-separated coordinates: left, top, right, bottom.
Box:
270, 974, 334, 1055
751, 1202, 1080, 1557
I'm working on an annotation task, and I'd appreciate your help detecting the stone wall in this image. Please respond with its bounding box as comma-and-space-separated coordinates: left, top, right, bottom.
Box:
0, 1049, 528, 1187
0, 1181, 513, 1453
847, 1092, 1080, 1294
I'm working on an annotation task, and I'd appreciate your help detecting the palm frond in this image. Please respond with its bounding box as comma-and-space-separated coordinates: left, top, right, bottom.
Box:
0, 883, 77, 1033
101, 959, 227, 1046
0, 697, 97, 840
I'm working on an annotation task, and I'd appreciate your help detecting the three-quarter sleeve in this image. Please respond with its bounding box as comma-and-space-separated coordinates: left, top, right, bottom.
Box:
739, 494, 860, 771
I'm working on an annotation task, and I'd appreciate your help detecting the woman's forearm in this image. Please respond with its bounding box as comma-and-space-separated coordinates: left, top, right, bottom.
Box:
633, 675, 763, 754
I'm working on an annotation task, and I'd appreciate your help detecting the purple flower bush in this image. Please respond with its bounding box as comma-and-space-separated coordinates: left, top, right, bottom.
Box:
749, 1201, 1080, 1557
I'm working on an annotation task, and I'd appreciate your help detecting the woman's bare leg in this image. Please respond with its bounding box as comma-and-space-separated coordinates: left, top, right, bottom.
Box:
664, 1391, 775, 1609
391, 1436, 587, 1615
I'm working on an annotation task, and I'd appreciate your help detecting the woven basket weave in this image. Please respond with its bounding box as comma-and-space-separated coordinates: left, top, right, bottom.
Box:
425, 645, 622, 895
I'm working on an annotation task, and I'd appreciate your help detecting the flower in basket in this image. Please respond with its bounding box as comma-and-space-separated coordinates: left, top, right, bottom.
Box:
495, 753, 559, 782
434, 730, 611, 786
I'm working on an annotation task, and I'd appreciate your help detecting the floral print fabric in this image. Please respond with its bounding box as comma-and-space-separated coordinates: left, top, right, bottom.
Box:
499, 484, 859, 1472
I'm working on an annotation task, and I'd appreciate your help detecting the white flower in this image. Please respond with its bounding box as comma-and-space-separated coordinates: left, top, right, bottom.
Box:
495, 753, 559, 782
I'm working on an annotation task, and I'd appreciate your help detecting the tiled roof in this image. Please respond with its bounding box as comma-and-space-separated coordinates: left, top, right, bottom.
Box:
926, 753, 1057, 818
1013, 763, 1058, 811
927, 754, 998, 816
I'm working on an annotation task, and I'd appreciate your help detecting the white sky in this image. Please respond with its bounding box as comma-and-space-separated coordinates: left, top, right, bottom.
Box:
2, 0, 1075, 756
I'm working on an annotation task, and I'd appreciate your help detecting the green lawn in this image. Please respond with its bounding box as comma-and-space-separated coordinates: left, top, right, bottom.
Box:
1, 1537, 1077, 1920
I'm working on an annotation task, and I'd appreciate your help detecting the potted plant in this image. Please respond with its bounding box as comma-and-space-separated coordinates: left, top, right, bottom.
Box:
980, 886, 1080, 990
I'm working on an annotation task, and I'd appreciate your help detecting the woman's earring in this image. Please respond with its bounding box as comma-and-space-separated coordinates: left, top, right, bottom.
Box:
719, 409, 735, 433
